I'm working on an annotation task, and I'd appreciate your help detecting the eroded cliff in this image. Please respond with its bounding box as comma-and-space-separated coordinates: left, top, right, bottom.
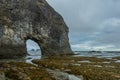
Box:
0, 0, 73, 58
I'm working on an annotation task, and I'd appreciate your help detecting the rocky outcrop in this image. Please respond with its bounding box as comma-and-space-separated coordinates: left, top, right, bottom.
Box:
0, 0, 73, 58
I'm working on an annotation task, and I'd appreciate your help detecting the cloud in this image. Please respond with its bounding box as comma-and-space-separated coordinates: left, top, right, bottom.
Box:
45, 0, 120, 51
46, 0, 120, 33
71, 43, 116, 51
93, 18, 120, 45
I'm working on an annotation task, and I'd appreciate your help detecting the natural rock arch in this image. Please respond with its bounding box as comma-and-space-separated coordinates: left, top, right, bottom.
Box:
0, 0, 73, 58
26, 39, 41, 55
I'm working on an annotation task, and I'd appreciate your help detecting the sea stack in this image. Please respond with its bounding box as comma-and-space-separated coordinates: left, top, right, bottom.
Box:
0, 0, 73, 58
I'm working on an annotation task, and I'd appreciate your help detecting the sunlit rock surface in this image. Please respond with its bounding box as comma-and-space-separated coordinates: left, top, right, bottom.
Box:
0, 0, 73, 58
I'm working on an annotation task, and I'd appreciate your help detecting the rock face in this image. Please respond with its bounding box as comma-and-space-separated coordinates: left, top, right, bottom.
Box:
0, 0, 73, 58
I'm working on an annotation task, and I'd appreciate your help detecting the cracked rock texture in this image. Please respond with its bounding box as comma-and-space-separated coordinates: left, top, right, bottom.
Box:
0, 0, 73, 58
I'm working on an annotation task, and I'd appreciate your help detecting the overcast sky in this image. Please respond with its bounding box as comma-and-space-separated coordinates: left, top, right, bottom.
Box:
27, 0, 120, 51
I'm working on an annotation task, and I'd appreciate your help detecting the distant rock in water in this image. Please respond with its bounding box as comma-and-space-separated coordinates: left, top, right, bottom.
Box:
0, 0, 73, 58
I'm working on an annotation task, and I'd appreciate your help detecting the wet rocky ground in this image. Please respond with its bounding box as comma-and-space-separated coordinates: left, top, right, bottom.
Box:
32, 56, 120, 80
0, 57, 83, 80
0, 55, 120, 80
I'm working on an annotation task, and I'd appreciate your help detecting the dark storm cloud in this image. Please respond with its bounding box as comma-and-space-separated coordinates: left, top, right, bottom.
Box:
46, 0, 120, 51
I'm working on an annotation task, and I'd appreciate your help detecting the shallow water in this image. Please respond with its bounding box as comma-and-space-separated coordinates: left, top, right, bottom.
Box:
115, 60, 120, 63
0, 51, 120, 63
78, 60, 91, 63
74, 51, 120, 58
69, 75, 82, 80
25, 50, 41, 63
25, 51, 120, 63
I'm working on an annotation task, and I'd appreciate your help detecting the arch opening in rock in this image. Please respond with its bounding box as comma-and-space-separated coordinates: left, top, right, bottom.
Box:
26, 39, 42, 62
26, 39, 41, 56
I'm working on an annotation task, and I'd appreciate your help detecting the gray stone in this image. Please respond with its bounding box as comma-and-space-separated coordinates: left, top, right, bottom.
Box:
0, 71, 5, 80
0, 0, 73, 58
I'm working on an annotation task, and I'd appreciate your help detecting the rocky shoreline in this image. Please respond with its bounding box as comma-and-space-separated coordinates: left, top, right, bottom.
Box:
0, 59, 82, 80
0, 55, 120, 80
